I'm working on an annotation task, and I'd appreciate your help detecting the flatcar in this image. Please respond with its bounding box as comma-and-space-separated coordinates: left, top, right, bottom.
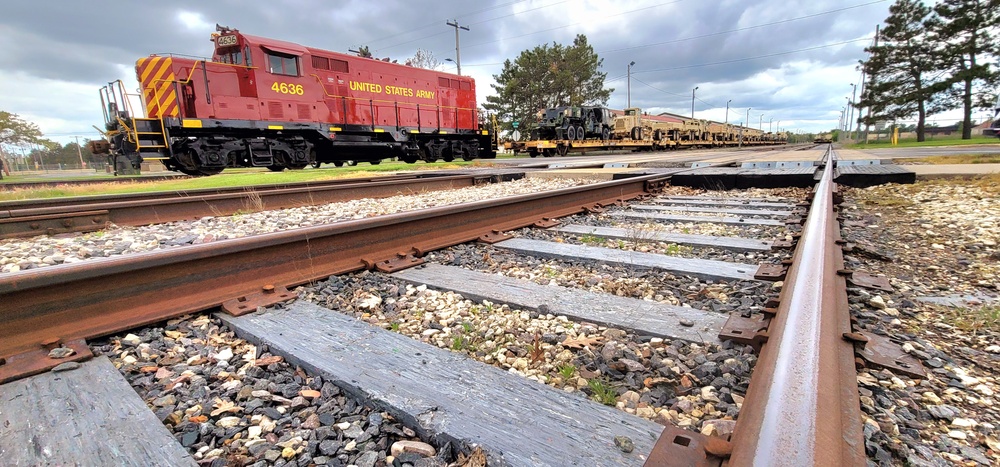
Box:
94, 25, 495, 175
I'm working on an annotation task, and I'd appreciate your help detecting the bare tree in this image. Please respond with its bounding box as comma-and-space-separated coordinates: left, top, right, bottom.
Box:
407, 49, 442, 69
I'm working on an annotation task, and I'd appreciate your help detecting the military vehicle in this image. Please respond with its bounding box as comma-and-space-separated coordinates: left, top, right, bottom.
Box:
531, 106, 615, 141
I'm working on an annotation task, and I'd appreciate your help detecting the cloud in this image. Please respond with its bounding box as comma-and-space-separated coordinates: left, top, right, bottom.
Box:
1, 0, 898, 142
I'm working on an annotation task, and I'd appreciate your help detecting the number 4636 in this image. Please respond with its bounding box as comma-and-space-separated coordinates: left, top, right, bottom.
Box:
271, 82, 304, 95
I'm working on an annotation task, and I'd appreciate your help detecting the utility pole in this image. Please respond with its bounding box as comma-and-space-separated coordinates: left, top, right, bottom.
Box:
725, 99, 731, 125
769, 118, 773, 133
848, 83, 857, 140
758, 114, 763, 130
741, 107, 750, 148
691, 86, 699, 118
863, 25, 879, 144
446, 20, 469, 75
74, 135, 86, 169
627, 61, 636, 108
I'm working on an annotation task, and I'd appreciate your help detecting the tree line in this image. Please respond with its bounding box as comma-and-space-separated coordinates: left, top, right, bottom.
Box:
0, 110, 98, 170
858, 0, 1000, 141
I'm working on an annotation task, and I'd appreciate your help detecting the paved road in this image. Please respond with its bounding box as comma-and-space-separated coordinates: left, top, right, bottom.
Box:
854, 145, 1000, 158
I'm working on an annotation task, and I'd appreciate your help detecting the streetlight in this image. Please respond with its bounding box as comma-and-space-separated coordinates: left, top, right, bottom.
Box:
691, 86, 699, 118
627, 61, 636, 108
725, 99, 732, 125
445, 58, 457, 71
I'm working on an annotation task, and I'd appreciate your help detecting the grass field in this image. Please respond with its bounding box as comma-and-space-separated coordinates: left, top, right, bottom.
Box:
845, 135, 1000, 149
0, 160, 486, 201
894, 154, 1000, 165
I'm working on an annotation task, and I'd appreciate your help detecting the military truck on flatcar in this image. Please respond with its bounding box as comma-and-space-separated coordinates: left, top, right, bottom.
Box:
532, 106, 615, 141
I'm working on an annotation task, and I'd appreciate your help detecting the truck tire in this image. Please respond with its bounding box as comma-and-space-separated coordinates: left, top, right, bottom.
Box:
567, 126, 577, 141
631, 127, 643, 140
576, 126, 585, 141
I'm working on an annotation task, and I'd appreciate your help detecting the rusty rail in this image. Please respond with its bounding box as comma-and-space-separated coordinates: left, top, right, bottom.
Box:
0, 174, 667, 383
645, 149, 866, 466
725, 152, 864, 465
0, 172, 514, 239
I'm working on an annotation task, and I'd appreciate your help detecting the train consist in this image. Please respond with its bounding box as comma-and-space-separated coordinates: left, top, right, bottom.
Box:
506, 107, 787, 157
92, 26, 495, 175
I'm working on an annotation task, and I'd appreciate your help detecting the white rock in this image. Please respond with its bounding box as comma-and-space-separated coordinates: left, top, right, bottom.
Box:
121, 333, 141, 346
869, 296, 887, 310
215, 348, 234, 362
951, 418, 978, 428
947, 430, 967, 440
216, 416, 241, 428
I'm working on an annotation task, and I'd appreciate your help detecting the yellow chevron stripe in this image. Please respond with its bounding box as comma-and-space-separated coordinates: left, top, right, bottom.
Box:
140, 57, 164, 83
148, 59, 173, 89
161, 101, 179, 117
159, 93, 177, 117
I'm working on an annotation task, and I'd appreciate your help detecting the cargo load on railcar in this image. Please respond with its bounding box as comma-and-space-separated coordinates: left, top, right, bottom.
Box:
92, 25, 495, 175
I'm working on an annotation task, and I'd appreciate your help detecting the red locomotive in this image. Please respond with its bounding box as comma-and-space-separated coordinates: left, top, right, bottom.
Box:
95, 25, 495, 175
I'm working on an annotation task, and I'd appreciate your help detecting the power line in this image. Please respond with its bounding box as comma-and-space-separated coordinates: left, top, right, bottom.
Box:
633, 38, 872, 74
462, 0, 886, 69
461, 0, 689, 50
361, 0, 530, 46
377, 0, 570, 53
597, 0, 888, 54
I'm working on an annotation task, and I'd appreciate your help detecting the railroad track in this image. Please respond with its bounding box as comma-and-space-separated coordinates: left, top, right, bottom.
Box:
0, 171, 523, 239
0, 149, 936, 465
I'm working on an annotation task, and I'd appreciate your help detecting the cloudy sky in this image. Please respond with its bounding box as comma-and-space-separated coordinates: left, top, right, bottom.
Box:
2, 0, 973, 143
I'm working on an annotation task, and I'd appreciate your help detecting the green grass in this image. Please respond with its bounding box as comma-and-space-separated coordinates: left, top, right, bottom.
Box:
943, 305, 1000, 334
845, 135, 1000, 149
587, 378, 618, 406
579, 234, 605, 245
451, 335, 470, 351
557, 364, 576, 379
895, 154, 1000, 165
0, 161, 483, 201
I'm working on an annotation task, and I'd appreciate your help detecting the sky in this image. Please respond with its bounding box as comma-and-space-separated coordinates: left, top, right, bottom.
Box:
1, 0, 981, 144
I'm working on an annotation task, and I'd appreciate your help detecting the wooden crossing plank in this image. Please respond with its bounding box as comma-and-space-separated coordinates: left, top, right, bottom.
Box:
494, 238, 758, 281
555, 224, 773, 251
393, 263, 726, 344
652, 198, 796, 209
612, 210, 786, 226
630, 204, 792, 217
0, 356, 195, 466
217, 303, 664, 467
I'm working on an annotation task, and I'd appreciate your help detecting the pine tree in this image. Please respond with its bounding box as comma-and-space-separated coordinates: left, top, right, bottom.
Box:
929, 0, 1000, 139
483, 35, 612, 133
858, 0, 948, 142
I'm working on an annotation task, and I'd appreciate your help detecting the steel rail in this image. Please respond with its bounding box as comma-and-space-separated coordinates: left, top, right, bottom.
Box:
726, 150, 864, 465
0, 173, 508, 239
0, 174, 667, 383
0, 171, 476, 210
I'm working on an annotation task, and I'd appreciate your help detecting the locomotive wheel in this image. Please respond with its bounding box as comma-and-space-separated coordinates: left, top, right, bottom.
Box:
557, 145, 569, 157
529, 149, 539, 158
333, 161, 344, 167
542, 148, 556, 157
311, 161, 322, 168
267, 166, 285, 172
177, 168, 202, 176
602, 127, 610, 141
576, 126, 585, 141
369, 160, 381, 165
288, 164, 308, 170
566, 126, 577, 141
347, 160, 357, 166
402, 156, 419, 164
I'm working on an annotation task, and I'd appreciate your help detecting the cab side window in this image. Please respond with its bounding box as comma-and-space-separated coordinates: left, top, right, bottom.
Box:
267, 52, 298, 76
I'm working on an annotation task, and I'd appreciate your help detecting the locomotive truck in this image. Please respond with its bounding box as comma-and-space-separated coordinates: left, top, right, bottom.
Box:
93, 25, 495, 175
